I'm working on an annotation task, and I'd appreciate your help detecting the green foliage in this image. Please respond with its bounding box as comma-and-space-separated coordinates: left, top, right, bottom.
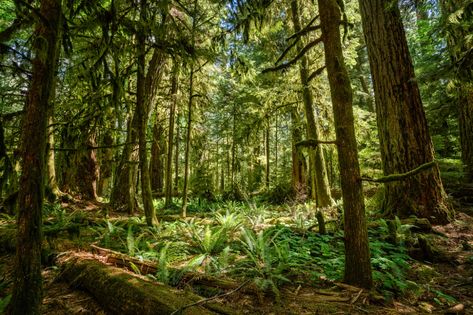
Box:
232, 227, 291, 299
369, 219, 414, 294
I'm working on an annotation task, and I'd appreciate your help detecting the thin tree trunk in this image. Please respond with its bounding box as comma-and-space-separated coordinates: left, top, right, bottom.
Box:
174, 113, 179, 191
136, 0, 156, 226
181, 66, 194, 217
358, 0, 452, 224
291, 109, 307, 198
317, 0, 372, 289
289, 3, 333, 207
459, 86, 473, 182
47, 116, 60, 195
10, 0, 61, 313
150, 119, 165, 193
165, 62, 179, 207
265, 123, 270, 189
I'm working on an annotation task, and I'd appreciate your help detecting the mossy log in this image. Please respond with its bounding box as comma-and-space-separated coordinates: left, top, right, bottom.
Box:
91, 245, 261, 296
58, 253, 234, 315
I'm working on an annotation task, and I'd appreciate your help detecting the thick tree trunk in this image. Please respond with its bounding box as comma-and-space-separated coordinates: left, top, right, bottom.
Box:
136, 0, 157, 226
289, 3, 333, 208
317, 0, 373, 288
165, 62, 179, 208
358, 0, 452, 224
9, 0, 62, 313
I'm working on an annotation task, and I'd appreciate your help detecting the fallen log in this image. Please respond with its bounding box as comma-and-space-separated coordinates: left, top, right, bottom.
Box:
57, 253, 235, 315
90, 244, 262, 297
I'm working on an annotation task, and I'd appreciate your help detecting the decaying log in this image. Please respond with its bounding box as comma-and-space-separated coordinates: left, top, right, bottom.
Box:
57, 253, 235, 315
90, 244, 261, 296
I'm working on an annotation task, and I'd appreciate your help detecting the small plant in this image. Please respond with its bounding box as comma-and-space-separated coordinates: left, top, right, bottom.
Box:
232, 227, 291, 300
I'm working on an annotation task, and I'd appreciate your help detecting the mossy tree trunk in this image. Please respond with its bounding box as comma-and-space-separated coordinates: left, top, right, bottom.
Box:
136, 0, 157, 226
289, 2, 333, 208
9, 0, 62, 313
291, 109, 307, 199
165, 62, 179, 208
440, 0, 473, 183
181, 0, 198, 217
358, 0, 452, 224
317, 0, 373, 288
150, 119, 165, 194
459, 86, 473, 182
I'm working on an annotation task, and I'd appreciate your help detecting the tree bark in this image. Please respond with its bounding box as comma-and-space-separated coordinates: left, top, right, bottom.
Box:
58, 254, 222, 315
165, 62, 179, 208
289, 2, 333, 208
440, 0, 473, 183
150, 119, 165, 193
182, 0, 198, 217
459, 86, 473, 182
358, 0, 452, 224
136, 0, 157, 226
291, 109, 307, 199
265, 123, 270, 189
317, 0, 373, 288
9, 0, 62, 313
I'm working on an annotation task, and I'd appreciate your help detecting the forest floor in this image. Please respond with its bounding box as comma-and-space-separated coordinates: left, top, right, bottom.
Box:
1, 187, 473, 314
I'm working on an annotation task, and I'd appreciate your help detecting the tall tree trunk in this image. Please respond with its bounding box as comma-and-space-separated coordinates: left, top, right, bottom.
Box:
181, 68, 194, 217
73, 132, 99, 200
181, 0, 198, 217
97, 129, 114, 197
317, 0, 372, 288
165, 62, 179, 207
136, 0, 157, 226
265, 123, 270, 189
291, 109, 307, 199
440, 0, 473, 183
174, 113, 179, 191
10, 0, 62, 313
47, 114, 60, 197
459, 86, 473, 182
289, 3, 333, 208
358, 0, 452, 224
150, 119, 165, 193
111, 114, 139, 213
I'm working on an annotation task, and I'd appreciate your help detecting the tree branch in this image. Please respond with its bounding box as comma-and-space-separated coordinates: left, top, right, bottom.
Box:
287, 25, 321, 41
307, 66, 326, 82
361, 160, 437, 183
287, 14, 319, 40
296, 139, 337, 148
262, 38, 322, 73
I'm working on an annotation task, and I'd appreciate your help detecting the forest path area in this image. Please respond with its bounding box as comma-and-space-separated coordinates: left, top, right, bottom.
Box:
1, 192, 473, 314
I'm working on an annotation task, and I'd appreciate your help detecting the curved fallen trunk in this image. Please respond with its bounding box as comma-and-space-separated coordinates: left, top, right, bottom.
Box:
57, 253, 233, 315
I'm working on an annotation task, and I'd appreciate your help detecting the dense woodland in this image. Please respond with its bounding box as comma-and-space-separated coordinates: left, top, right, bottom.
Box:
0, 0, 472, 314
